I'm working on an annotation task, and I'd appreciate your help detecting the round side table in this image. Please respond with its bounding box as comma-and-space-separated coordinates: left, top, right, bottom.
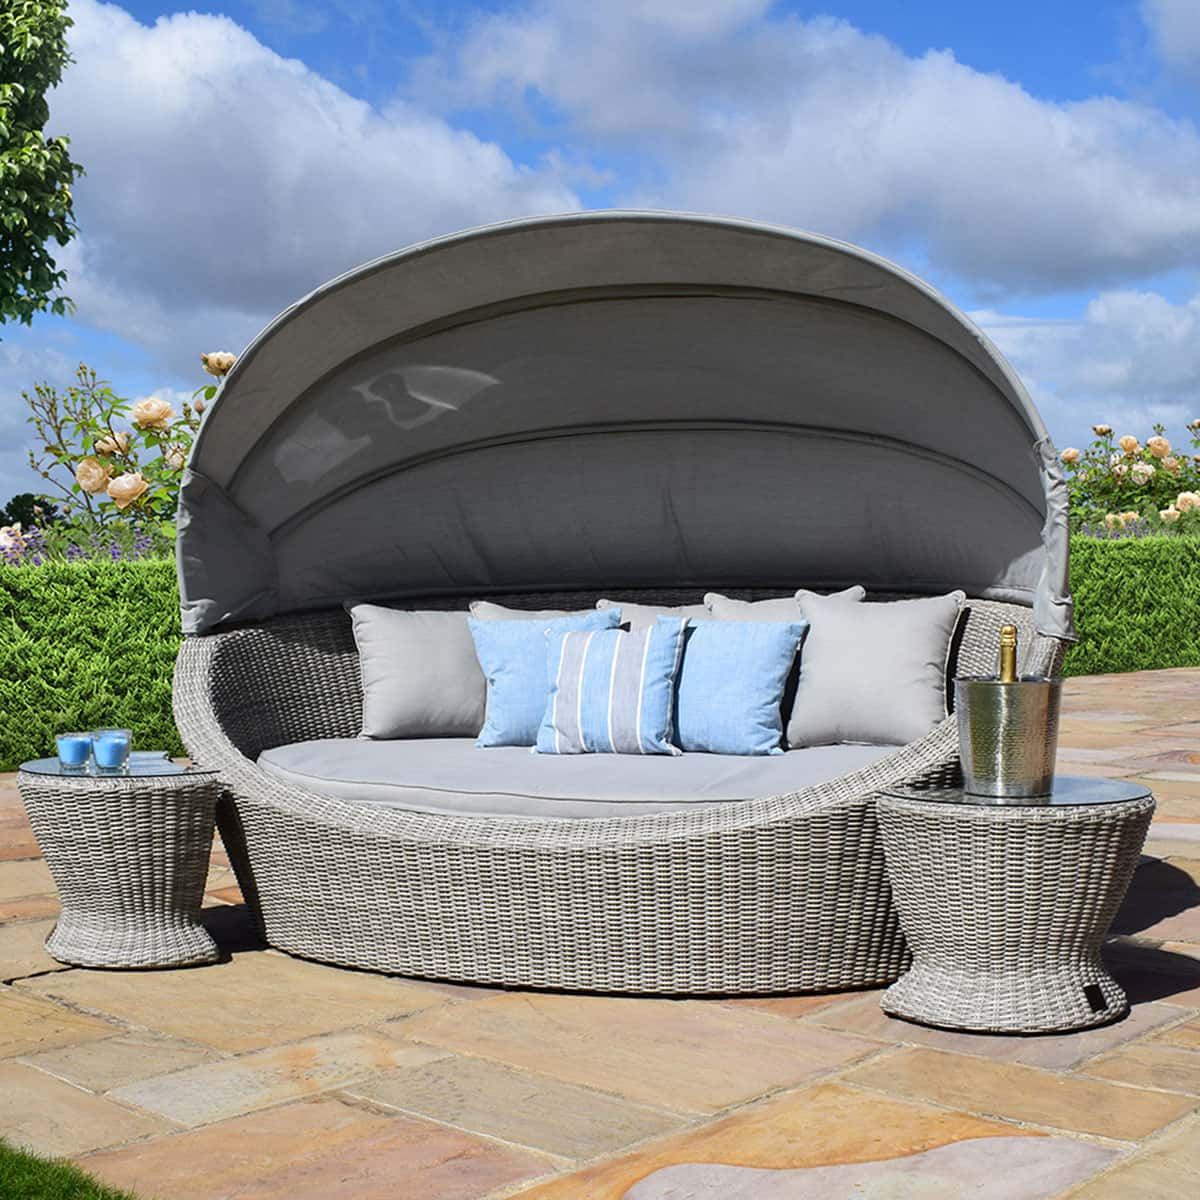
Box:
17, 757, 221, 969
878, 777, 1154, 1034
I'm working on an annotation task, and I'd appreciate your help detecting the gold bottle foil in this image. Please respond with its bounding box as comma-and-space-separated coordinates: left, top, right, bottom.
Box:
998, 624, 1018, 684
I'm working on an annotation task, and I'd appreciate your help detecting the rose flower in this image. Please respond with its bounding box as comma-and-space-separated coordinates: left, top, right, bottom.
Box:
132, 397, 174, 430
75, 457, 113, 494
107, 472, 149, 510
201, 351, 237, 377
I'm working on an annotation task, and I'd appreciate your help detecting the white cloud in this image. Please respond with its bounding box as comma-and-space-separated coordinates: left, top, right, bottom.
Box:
421, 1, 1200, 296
1143, 0, 1200, 80
978, 291, 1200, 448
50, 1, 579, 374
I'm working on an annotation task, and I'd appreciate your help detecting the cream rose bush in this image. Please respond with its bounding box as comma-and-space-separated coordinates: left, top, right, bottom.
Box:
1063, 419, 1200, 534
22, 355, 235, 533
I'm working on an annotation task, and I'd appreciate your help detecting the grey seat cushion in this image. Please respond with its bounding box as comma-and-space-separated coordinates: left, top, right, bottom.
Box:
257, 738, 899, 820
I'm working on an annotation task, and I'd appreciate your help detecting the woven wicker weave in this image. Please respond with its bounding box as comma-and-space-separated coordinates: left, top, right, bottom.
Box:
878, 790, 1154, 1032
17, 769, 220, 968
173, 589, 1064, 994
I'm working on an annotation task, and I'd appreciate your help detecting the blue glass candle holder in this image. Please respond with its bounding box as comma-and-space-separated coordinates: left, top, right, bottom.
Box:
91, 729, 132, 772
56, 733, 93, 771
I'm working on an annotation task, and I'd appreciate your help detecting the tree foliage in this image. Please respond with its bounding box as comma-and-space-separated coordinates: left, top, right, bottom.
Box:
0, 0, 81, 326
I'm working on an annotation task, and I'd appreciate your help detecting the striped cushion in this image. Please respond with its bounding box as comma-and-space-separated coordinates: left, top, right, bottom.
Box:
536, 618, 688, 755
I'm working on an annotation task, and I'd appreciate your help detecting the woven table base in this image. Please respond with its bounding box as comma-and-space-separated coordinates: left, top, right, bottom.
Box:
46, 912, 217, 969
882, 961, 1128, 1033
18, 769, 220, 970
879, 793, 1154, 1034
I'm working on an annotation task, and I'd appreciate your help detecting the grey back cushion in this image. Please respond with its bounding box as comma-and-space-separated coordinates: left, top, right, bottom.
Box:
706, 587, 962, 746
349, 605, 487, 739
596, 598, 712, 629
791, 590, 964, 746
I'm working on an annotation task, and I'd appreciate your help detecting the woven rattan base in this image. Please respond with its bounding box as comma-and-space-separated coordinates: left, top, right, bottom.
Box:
173, 593, 1065, 993
17, 770, 220, 970
878, 792, 1154, 1033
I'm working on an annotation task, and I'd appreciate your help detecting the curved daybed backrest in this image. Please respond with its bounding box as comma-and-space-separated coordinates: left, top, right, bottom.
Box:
181, 592, 1057, 763
176, 213, 1074, 646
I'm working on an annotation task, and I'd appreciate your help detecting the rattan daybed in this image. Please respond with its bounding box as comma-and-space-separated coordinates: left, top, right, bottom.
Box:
173, 212, 1074, 994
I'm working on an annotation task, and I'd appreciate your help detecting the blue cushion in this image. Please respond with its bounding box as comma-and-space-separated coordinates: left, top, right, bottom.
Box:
470, 608, 622, 747
536, 618, 688, 755
674, 619, 808, 755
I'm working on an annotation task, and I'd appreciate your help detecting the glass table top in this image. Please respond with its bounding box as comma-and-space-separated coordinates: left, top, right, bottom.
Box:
882, 775, 1152, 808
20, 753, 217, 778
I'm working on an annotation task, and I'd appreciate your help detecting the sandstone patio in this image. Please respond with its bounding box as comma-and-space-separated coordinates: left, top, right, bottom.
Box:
1, 669, 1197, 1200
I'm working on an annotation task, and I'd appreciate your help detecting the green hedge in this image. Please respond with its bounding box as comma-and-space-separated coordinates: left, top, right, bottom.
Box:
1063, 536, 1200, 677
1, 540, 1198, 770
0, 559, 183, 771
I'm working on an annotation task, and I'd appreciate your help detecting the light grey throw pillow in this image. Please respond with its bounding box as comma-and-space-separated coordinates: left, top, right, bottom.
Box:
596, 598, 711, 629
786, 590, 965, 747
349, 605, 486, 739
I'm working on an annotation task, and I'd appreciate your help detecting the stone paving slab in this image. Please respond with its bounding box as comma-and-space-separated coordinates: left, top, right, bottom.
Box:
0, 984, 116, 1059
0, 1060, 170, 1158
1078, 1039, 1200, 1095
619, 1136, 1117, 1200
112, 1030, 449, 1127
843, 1047, 1199, 1140
18, 950, 451, 1052
1064, 1112, 1200, 1197
719, 989, 875, 1019
395, 992, 883, 1114
0, 813, 38, 861
0, 892, 60, 922
508, 1081, 1039, 1199
78, 1096, 551, 1200
21, 1029, 223, 1093
345, 1052, 686, 1162
0, 917, 69, 981
1157, 1015, 1200, 1048
811, 993, 1186, 1070
0, 856, 54, 901
1104, 939, 1200, 1008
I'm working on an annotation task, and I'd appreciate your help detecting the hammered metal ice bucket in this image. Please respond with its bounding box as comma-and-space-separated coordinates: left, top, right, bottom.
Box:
955, 677, 1063, 798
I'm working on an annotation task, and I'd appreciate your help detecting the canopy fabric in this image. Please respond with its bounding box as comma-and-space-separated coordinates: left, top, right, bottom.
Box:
176, 211, 1074, 640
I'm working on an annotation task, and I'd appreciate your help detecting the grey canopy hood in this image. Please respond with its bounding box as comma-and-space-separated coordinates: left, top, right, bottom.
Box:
176, 211, 1074, 640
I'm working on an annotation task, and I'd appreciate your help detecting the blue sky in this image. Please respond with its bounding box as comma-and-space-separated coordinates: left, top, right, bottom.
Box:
3, 0, 1200, 501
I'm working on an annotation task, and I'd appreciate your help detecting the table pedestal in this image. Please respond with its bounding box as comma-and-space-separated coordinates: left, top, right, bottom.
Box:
878, 792, 1154, 1033
18, 770, 220, 969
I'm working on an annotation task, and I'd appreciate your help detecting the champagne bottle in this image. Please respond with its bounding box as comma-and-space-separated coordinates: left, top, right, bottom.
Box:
998, 624, 1018, 683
